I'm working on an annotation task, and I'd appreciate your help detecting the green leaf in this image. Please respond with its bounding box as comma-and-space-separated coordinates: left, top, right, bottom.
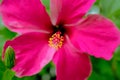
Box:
41, 0, 50, 12
2, 69, 15, 80
0, 58, 7, 78
0, 36, 5, 56
0, 27, 16, 39
4, 46, 15, 69
0, 58, 6, 71
0, 0, 2, 3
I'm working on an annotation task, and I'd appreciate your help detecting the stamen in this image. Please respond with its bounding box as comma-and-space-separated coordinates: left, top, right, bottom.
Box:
48, 31, 64, 49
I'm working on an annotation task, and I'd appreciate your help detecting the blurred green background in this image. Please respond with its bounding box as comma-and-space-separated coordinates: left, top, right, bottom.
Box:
0, 0, 120, 80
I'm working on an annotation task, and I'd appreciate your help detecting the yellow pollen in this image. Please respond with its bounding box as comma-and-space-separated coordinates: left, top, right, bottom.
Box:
48, 31, 64, 49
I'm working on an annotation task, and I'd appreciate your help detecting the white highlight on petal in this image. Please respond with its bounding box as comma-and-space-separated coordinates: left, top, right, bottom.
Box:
8, 21, 50, 34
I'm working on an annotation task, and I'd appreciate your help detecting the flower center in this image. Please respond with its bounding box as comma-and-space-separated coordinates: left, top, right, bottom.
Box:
48, 31, 64, 49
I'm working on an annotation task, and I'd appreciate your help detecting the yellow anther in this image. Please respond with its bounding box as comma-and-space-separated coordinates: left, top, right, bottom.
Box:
48, 31, 64, 49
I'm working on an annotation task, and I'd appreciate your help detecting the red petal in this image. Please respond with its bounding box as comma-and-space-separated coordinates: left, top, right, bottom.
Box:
53, 43, 92, 80
70, 14, 120, 60
0, 0, 52, 34
50, 0, 95, 25
2, 32, 56, 77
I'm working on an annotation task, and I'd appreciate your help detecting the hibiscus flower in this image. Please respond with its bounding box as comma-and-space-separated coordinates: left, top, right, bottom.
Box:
0, 0, 119, 80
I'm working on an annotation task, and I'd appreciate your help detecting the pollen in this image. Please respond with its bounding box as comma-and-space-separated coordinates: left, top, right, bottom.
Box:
48, 31, 64, 49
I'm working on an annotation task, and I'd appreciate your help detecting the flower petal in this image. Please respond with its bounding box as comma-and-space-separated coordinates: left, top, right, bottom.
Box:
50, 0, 95, 25
2, 32, 56, 77
53, 44, 92, 80
70, 14, 120, 60
0, 0, 52, 34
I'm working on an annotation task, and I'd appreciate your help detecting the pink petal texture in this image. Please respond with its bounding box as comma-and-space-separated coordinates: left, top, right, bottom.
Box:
70, 14, 120, 60
0, 0, 52, 34
50, 0, 96, 25
53, 41, 92, 80
2, 32, 56, 77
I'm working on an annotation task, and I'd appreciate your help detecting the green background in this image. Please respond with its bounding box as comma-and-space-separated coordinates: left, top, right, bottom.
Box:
0, 0, 120, 80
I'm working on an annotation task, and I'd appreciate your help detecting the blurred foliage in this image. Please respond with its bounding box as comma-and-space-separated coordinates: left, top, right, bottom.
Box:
0, 0, 120, 80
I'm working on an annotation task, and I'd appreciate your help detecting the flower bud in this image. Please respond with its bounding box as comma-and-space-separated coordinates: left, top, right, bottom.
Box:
4, 46, 15, 69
